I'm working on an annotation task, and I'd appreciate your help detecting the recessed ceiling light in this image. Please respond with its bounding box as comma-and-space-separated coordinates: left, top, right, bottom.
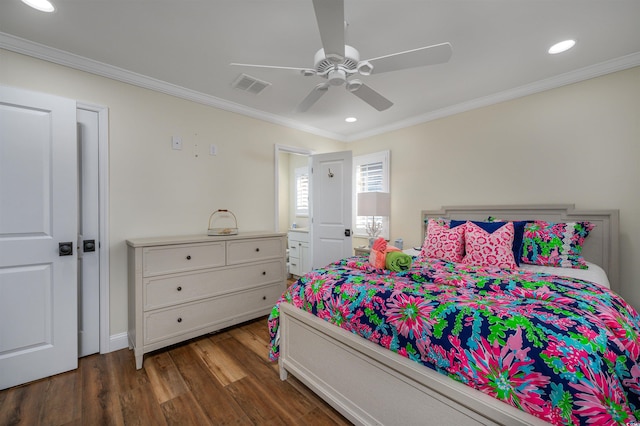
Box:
345, 117, 357, 123
548, 39, 576, 54
21, 0, 55, 12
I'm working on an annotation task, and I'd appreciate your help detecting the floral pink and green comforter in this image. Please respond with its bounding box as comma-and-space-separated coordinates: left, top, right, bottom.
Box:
268, 256, 640, 425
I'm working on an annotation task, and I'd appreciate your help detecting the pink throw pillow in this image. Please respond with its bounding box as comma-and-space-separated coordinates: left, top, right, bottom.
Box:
461, 221, 517, 269
420, 219, 465, 263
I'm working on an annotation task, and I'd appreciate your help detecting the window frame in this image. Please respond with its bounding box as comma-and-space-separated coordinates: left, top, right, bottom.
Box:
352, 150, 390, 239
294, 166, 309, 217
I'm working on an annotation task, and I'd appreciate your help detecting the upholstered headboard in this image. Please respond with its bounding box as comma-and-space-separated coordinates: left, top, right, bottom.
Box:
421, 205, 620, 293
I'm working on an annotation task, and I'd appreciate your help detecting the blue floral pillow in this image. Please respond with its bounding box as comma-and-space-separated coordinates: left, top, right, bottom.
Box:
521, 221, 594, 269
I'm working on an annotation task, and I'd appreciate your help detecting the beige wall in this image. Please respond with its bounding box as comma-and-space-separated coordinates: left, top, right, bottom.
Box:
2, 48, 639, 338
350, 66, 640, 309
1, 49, 344, 337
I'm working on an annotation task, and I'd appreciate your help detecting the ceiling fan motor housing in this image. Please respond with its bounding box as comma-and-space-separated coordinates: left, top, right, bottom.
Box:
314, 45, 362, 77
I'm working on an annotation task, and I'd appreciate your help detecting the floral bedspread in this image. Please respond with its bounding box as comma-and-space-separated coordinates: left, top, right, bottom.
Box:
268, 256, 640, 425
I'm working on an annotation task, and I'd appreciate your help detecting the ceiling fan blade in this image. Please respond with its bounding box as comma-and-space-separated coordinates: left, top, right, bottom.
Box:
365, 42, 453, 74
230, 62, 313, 73
296, 83, 330, 113
349, 83, 393, 111
312, 0, 345, 62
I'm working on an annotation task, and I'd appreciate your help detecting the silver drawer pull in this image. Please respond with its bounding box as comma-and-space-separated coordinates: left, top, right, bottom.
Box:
177, 317, 182, 323
177, 286, 182, 291
186, 255, 191, 260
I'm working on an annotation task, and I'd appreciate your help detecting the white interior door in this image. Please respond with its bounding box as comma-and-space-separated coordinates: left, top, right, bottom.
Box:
310, 151, 352, 270
0, 85, 78, 390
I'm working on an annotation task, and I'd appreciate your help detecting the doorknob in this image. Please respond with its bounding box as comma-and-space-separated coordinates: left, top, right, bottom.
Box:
83, 239, 96, 252
59, 242, 73, 256
344, 229, 351, 237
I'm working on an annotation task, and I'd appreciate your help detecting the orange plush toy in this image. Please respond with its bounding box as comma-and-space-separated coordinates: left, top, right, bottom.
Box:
369, 237, 400, 269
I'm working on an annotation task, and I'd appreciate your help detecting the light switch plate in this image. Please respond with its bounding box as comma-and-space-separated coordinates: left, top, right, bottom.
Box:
209, 144, 217, 156
172, 136, 182, 150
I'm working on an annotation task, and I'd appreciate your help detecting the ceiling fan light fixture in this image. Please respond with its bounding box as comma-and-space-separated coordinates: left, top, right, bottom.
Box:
345, 117, 357, 123
357, 61, 373, 76
328, 69, 346, 86
21, 0, 55, 12
346, 79, 363, 92
548, 39, 576, 54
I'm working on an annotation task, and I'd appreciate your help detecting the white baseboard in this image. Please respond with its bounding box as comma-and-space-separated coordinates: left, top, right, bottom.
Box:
107, 332, 129, 353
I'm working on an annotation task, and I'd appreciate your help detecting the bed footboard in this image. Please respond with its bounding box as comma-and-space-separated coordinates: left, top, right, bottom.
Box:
278, 302, 548, 426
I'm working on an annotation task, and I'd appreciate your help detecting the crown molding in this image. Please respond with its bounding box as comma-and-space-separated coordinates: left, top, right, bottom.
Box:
2, 32, 638, 143
0, 32, 346, 142
346, 51, 640, 141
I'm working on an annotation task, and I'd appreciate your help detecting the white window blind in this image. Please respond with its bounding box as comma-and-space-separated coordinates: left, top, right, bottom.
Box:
295, 166, 309, 216
353, 151, 390, 239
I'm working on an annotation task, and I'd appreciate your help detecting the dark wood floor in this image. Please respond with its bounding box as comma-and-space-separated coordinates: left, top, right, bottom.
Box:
0, 316, 351, 426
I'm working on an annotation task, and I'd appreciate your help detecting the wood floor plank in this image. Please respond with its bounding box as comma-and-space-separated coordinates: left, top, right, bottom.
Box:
169, 344, 252, 425
80, 353, 125, 426
297, 407, 349, 426
225, 376, 286, 425
242, 316, 271, 343
119, 383, 168, 426
160, 393, 213, 426
285, 375, 352, 426
220, 336, 319, 423
228, 326, 270, 362
38, 370, 82, 425
0, 379, 49, 425
144, 351, 189, 404
107, 346, 149, 394
190, 337, 247, 387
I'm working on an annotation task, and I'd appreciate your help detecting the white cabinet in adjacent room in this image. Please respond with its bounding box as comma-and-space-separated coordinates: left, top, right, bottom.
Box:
288, 229, 310, 277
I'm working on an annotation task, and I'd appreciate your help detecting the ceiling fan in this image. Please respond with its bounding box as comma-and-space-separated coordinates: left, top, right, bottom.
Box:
231, 0, 452, 113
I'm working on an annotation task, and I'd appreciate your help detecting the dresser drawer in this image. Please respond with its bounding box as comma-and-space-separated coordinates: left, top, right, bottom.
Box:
226, 237, 284, 265
143, 259, 285, 310
143, 242, 225, 276
144, 282, 284, 344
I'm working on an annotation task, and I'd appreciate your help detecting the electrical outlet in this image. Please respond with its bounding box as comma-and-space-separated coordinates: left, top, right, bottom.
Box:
172, 136, 182, 150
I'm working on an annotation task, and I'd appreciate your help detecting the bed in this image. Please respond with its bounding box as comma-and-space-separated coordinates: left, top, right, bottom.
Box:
269, 205, 638, 425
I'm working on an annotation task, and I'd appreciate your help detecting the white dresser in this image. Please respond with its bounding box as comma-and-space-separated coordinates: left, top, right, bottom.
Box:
127, 231, 286, 369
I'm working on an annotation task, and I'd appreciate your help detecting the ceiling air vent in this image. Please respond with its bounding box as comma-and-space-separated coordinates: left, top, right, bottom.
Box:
232, 73, 271, 95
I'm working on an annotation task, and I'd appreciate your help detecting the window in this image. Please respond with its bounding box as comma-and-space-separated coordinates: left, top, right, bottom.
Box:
295, 166, 309, 216
353, 150, 390, 239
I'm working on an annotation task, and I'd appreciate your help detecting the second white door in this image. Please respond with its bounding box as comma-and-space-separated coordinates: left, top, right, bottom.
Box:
310, 151, 352, 270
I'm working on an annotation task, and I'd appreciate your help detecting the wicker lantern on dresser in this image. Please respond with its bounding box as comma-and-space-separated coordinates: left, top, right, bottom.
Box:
127, 231, 286, 369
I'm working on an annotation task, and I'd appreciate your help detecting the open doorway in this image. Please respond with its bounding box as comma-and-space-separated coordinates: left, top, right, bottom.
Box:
274, 145, 313, 232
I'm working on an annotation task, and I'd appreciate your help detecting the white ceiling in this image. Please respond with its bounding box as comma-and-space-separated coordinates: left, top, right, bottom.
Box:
1, 0, 639, 141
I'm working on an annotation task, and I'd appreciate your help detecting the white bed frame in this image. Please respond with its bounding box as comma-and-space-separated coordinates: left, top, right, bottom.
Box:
278, 205, 619, 425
